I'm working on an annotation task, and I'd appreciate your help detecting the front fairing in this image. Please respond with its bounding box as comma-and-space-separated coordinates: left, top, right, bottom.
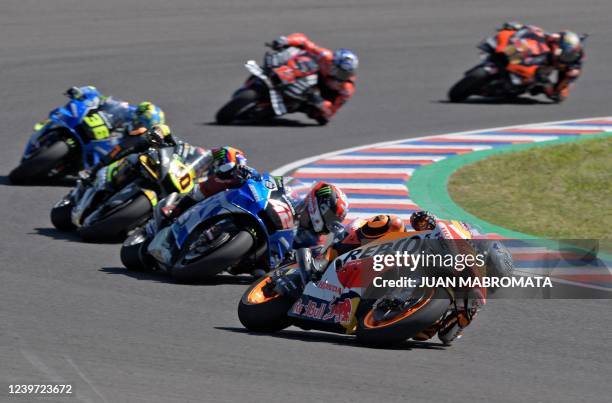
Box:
148, 174, 296, 268
288, 232, 430, 332
22, 96, 119, 167
71, 169, 109, 226
82, 181, 144, 227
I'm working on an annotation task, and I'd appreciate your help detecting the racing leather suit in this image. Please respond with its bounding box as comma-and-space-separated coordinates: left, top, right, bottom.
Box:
98, 141, 209, 192
282, 33, 356, 121
495, 23, 583, 101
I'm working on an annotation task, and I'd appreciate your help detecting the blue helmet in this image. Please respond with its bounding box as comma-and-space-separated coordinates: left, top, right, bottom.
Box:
331, 49, 359, 81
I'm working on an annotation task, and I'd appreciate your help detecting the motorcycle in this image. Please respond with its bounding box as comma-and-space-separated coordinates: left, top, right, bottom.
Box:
238, 227, 512, 347
120, 173, 300, 282
448, 34, 545, 102
9, 92, 125, 184
216, 46, 324, 125
50, 144, 207, 242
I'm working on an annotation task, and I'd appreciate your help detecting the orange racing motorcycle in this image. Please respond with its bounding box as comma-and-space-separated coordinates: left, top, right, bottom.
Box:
238, 227, 510, 346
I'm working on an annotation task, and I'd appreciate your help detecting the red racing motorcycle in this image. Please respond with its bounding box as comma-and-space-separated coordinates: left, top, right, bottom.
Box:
216, 46, 325, 125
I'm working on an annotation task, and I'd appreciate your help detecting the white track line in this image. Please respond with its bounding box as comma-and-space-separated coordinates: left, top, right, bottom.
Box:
271, 116, 611, 176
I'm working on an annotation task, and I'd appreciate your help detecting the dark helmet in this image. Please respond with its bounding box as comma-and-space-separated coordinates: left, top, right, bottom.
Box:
410, 210, 437, 231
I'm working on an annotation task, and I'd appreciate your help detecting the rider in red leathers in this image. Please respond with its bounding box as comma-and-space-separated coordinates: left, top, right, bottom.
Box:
270, 33, 358, 124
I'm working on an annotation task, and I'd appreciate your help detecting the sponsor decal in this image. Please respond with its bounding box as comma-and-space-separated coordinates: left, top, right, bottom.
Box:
315, 280, 342, 294
291, 296, 358, 325
322, 298, 355, 324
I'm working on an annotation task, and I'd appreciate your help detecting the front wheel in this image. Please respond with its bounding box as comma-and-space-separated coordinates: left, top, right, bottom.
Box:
215, 89, 261, 125
238, 275, 295, 332
120, 234, 152, 271
50, 200, 75, 231
9, 141, 71, 184
356, 288, 451, 347
170, 230, 254, 282
78, 194, 152, 243
448, 67, 491, 102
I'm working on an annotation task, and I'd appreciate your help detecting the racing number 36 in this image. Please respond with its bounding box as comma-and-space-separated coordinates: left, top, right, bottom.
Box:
83, 113, 110, 140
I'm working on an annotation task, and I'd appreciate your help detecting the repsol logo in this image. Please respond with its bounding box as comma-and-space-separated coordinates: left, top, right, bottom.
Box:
339, 235, 424, 266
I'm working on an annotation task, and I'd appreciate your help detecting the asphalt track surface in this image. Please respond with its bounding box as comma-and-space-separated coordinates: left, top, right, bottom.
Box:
1, 1, 611, 402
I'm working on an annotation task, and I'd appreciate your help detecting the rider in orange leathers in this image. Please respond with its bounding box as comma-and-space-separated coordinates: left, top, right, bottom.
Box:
495, 22, 585, 102
270, 33, 358, 123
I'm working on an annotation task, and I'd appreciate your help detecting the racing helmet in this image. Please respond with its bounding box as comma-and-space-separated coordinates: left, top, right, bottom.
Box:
410, 210, 437, 231
331, 49, 359, 81
357, 214, 406, 241
134, 102, 165, 130
304, 182, 349, 234
556, 31, 583, 64
66, 85, 101, 101
211, 146, 247, 174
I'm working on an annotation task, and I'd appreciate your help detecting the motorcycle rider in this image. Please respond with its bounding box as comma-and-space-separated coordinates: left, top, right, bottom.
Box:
81, 102, 168, 178
408, 210, 514, 345
82, 124, 209, 192
162, 149, 350, 250
273, 214, 408, 310
65, 85, 135, 129
277, 209, 512, 345
494, 22, 585, 102
269, 33, 358, 124
160, 146, 252, 219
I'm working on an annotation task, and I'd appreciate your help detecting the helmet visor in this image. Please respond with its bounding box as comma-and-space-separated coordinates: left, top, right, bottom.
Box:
559, 49, 580, 64
332, 66, 353, 81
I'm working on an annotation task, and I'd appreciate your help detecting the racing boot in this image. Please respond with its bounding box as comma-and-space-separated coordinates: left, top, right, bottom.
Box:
438, 289, 483, 345
437, 311, 471, 346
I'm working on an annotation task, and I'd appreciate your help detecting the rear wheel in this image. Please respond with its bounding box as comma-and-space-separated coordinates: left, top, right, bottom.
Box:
78, 194, 152, 243
50, 200, 75, 231
216, 89, 261, 125
170, 230, 254, 282
9, 140, 71, 184
356, 288, 451, 347
448, 67, 491, 102
238, 275, 294, 332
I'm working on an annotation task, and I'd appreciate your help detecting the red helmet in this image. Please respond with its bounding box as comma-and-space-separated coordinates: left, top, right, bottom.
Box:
304, 182, 348, 234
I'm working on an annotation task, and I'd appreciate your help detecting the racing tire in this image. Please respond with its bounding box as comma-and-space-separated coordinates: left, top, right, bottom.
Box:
356, 288, 451, 347
120, 238, 151, 271
50, 201, 75, 231
170, 230, 254, 282
238, 275, 295, 332
215, 89, 260, 125
448, 67, 491, 102
9, 141, 70, 185
78, 194, 152, 243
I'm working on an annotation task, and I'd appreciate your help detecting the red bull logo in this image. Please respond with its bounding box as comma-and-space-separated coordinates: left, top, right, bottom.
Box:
322, 298, 354, 324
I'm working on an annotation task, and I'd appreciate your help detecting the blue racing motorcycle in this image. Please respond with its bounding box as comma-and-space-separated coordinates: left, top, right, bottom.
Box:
120, 173, 299, 282
9, 91, 123, 184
